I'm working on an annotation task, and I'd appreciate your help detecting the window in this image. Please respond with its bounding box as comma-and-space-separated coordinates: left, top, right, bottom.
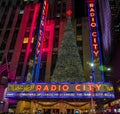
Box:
16, 0, 20, 5
0, 30, 1, 35
0, 41, 6, 50
0, 53, 3, 61
16, 14, 23, 27
24, 31, 30, 37
22, 43, 27, 49
27, 19, 32, 27
0, 14, 7, 28
76, 26, 82, 35
20, 10, 24, 14
54, 28, 59, 36
16, 63, 23, 76
1, 1, 5, 7
55, 18, 60, 25
51, 53, 58, 75
7, 0, 11, 6
77, 41, 82, 46
19, 52, 25, 62
41, 52, 47, 61
4, 30, 10, 42
53, 36, 58, 48
7, 52, 13, 62
39, 62, 46, 82
10, 30, 18, 49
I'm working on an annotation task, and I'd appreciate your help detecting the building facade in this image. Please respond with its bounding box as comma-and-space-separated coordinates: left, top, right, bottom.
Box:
0, 0, 115, 113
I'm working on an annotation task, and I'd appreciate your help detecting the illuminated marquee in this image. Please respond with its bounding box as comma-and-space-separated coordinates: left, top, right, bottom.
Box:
6, 82, 114, 99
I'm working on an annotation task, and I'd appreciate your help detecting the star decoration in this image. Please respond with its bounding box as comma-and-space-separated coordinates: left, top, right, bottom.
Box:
66, 9, 72, 16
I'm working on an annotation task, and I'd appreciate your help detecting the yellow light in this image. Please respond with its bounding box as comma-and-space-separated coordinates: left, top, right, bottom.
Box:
118, 87, 120, 91
23, 37, 34, 44
76, 35, 82, 41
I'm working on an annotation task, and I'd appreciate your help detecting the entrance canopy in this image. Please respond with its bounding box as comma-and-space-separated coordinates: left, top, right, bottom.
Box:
6, 82, 114, 99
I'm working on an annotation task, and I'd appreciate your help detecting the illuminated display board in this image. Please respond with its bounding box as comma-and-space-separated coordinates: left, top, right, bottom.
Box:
87, 1, 104, 81
6, 82, 114, 99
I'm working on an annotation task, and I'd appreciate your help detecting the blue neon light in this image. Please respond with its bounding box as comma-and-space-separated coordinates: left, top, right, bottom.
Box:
32, 0, 47, 82
87, 1, 104, 82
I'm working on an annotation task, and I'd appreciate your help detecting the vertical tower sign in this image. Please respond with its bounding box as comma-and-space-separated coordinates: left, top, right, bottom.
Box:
32, 0, 49, 82
87, 0, 104, 82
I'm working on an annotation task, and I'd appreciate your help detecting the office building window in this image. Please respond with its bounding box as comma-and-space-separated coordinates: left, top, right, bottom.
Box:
1, 1, 5, 7
20, 10, 24, 14
0, 53, 3, 61
4, 6, 9, 14
16, 63, 23, 76
0, 30, 9, 50
7, 0, 11, 6
19, 52, 25, 62
24, 31, 30, 37
10, 30, 18, 49
22, 43, 27, 49
4, 30, 10, 42
53, 36, 58, 48
39, 62, 46, 82
16, 14, 23, 28
16, 0, 21, 6
54, 28, 59, 36
77, 41, 82, 46
55, 18, 60, 25
7, 52, 13, 62
0, 14, 7, 28
76, 26, 82, 35
51, 53, 58, 75
0, 42, 6, 50
41, 52, 47, 61
27, 19, 32, 27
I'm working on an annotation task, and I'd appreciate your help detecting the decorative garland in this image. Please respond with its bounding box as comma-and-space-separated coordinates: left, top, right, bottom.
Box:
36, 100, 89, 108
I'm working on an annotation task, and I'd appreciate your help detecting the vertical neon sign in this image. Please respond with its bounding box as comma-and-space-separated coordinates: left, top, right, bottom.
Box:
87, 0, 104, 82
32, 0, 49, 82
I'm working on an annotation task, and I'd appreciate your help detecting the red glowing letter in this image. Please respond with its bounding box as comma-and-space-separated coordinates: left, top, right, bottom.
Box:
62, 85, 69, 91
36, 85, 42, 91
75, 84, 81, 91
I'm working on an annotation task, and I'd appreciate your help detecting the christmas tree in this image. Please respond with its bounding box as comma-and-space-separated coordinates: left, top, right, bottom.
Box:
51, 17, 85, 82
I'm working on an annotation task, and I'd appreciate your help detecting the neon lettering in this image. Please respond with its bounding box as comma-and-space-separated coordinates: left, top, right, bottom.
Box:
43, 85, 49, 91
36, 85, 42, 91
51, 85, 56, 91
93, 50, 99, 56
88, 84, 93, 91
96, 84, 102, 91
91, 22, 96, 27
89, 3, 94, 7
62, 85, 69, 91
90, 12, 95, 17
75, 84, 81, 91
92, 32, 97, 37
93, 44, 98, 50
89, 2, 100, 57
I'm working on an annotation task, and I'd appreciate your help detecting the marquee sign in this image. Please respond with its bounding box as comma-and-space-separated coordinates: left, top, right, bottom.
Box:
6, 82, 114, 99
